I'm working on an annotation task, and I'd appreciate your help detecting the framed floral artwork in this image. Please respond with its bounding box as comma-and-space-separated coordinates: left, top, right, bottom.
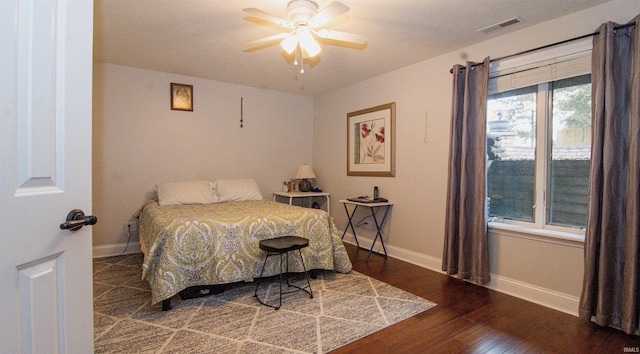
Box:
171, 83, 193, 111
347, 102, 396, 177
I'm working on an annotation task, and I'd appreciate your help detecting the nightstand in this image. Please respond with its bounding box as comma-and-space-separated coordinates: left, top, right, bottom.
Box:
339, 199, 393, 262
273, 191, 331, 214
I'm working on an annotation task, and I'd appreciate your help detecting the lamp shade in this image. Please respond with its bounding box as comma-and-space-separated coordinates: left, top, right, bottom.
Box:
295, 164, 316, 179
280, 34, 298, 54
297, 28, 321, 57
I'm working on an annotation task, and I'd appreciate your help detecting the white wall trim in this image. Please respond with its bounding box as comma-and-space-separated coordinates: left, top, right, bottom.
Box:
342, 232, 579, 316
484, 273, 579, 316
92, 242, 141, 259
488, 222, 585, 248
342, 233, 443, 271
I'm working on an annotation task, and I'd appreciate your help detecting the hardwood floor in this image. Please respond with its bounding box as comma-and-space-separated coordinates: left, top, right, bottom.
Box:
333, 243, 640, 353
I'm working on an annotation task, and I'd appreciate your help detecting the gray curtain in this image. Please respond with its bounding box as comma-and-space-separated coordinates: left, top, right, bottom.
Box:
579, 16, 640, 335
442, 57, 491, 285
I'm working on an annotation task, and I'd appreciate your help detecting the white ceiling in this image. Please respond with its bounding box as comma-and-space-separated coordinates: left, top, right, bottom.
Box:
93, 0, 610, 97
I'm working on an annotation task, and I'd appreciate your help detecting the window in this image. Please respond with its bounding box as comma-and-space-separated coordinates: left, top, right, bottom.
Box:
548, 75, 591, 227
487, 86, 537, 223
487, 74, 591, 232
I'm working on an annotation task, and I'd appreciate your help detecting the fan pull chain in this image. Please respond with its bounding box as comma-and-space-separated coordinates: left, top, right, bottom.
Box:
292, 45, 304, 73
299, 46, 304, 74
240, 97, 244, 128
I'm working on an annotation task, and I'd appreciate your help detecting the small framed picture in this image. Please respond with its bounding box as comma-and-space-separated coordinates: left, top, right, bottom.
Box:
170, 83, 193, 111
347, 102, 396, 177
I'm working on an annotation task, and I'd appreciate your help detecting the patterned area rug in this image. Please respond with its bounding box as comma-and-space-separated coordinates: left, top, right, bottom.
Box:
93, 253, 436, 353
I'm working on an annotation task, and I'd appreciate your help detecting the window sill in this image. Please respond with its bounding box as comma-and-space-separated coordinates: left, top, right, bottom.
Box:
488, 222, 585, 248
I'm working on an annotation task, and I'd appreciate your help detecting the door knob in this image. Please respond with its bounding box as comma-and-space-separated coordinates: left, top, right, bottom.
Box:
59, 209, 97, 231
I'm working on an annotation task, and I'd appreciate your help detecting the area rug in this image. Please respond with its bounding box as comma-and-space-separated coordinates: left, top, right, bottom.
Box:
93, 253, 436, 353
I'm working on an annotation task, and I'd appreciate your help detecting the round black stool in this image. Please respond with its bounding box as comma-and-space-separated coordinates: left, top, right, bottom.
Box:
254, 236, 314, 310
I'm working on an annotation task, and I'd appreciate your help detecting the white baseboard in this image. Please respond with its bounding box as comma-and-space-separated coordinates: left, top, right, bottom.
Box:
342, 233, 443, 271
341, 232, 580, 317
92, 242, 141, 259
484, 273, 579, 316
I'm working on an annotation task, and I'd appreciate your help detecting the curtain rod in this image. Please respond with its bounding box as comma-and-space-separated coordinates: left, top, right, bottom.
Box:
449, 22, 636, 74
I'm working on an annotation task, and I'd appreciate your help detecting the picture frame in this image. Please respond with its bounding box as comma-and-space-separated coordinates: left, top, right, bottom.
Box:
347, 102, 396, 177
170, 83, 193, 111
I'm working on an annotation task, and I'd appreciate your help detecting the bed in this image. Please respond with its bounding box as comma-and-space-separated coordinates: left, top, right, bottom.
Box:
136, 179, 353, 310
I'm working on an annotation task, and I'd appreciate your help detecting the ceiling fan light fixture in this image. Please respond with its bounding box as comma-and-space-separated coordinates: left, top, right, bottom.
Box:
298, 27, 321, 57
244, 1, 364, 72
280, 34, 299, 54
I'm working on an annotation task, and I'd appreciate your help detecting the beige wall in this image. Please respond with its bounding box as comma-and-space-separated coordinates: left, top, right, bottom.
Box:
92, 63, 313, 249
313, 0, 640, 315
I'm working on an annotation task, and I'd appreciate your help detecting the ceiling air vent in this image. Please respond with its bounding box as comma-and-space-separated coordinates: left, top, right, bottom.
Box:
477, 17, 521, 34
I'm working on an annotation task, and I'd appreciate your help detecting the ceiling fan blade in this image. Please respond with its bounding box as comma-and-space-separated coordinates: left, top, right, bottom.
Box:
308, 1, 349, 28
314, 29, 367, 44
244, 32, 291, 48
243, 8, 293, 29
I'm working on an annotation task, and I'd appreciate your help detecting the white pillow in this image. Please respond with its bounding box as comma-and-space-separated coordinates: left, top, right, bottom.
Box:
215, 178, 263, 202
156, 180, 218, 205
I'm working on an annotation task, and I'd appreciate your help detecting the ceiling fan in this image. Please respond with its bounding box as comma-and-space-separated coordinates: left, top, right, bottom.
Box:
243, 0, 367, 73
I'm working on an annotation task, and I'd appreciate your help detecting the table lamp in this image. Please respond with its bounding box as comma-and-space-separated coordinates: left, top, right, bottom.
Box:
295, 164, 316, 192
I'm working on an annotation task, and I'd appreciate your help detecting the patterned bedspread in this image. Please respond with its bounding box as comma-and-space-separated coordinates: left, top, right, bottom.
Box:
137, 200, 353, 304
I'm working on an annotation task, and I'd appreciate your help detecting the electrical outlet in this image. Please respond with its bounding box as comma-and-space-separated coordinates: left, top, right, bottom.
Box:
124, 221, 138, 235
359, 221, 373, 230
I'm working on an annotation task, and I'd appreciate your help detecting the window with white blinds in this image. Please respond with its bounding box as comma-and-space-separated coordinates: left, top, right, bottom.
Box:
486, 36, 592, 235
488, 37, 592, 95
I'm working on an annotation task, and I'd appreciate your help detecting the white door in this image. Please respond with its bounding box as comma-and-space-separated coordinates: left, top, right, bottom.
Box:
0, 0, 94, 353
